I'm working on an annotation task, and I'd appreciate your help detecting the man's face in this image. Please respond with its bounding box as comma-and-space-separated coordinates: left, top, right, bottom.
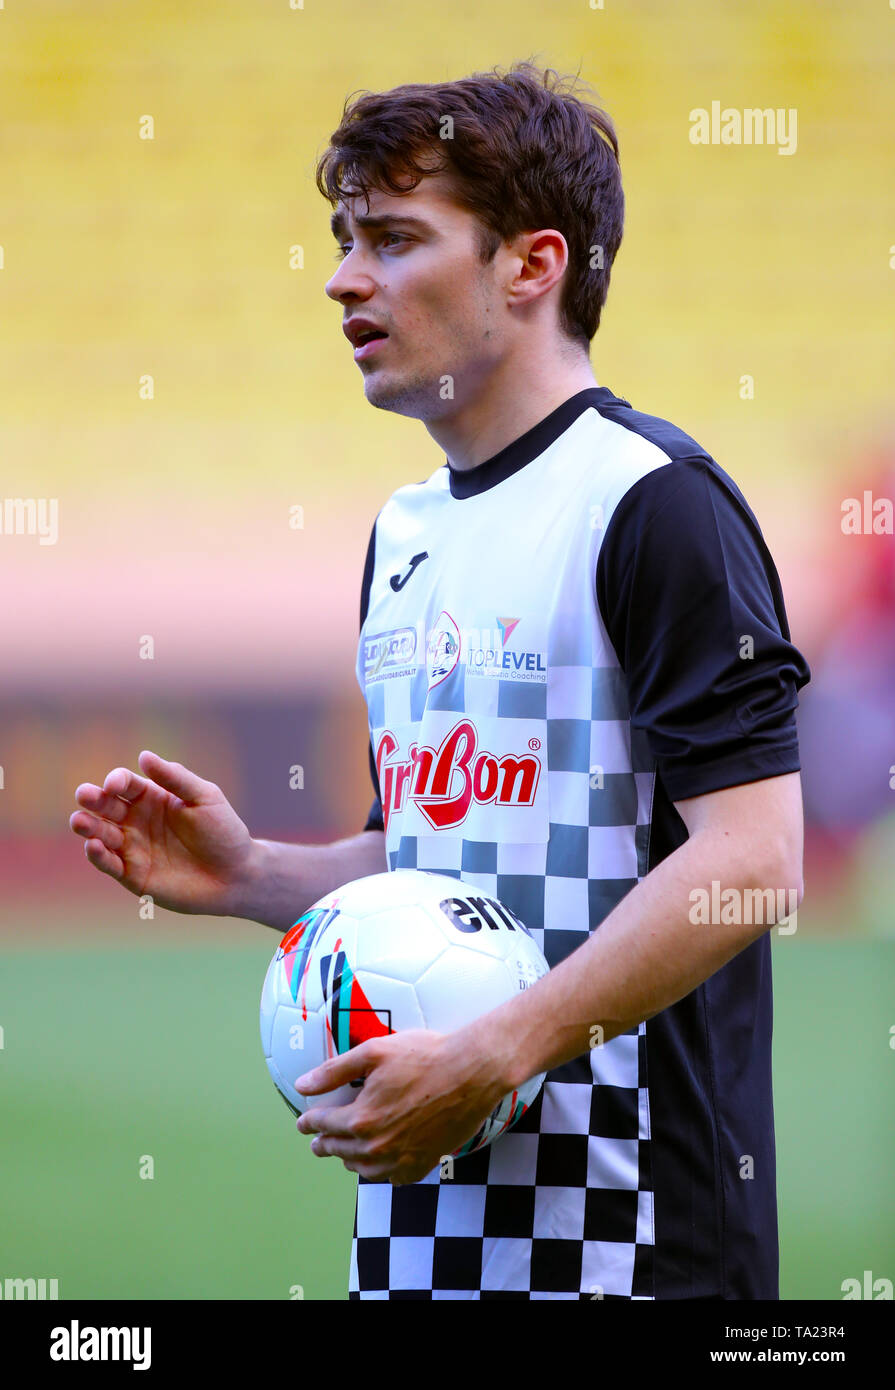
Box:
324, 171, 511, 419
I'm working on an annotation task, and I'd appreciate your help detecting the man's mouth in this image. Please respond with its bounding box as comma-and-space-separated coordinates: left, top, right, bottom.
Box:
354, 331, 389, 361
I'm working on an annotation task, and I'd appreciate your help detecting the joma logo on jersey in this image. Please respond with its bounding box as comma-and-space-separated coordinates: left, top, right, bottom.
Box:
375, 718, 541, 830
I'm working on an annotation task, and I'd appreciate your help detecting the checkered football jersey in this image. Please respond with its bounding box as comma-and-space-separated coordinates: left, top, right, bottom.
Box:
351, 385, 810, 1300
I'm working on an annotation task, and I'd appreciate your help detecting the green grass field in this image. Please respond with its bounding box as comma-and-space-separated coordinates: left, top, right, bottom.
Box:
1, 933, 892, 1299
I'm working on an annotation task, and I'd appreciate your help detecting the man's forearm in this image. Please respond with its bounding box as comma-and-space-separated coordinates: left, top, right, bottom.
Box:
229, 829, 388, 932
465, 829, 803, 1096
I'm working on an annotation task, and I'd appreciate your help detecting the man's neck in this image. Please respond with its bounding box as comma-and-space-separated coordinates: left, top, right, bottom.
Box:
424, 354, 601, 472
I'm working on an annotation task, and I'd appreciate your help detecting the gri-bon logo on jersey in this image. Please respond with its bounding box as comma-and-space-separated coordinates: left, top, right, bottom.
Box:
374, 718, 542, 830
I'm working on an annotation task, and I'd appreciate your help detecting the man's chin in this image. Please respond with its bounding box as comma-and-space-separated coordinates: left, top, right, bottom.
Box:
362, 370, 436, 419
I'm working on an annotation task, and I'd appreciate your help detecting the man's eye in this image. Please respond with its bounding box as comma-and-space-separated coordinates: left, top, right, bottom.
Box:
333, 233, 406, 261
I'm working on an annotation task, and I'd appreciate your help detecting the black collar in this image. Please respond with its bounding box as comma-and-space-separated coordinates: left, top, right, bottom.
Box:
446, 386, 630, 499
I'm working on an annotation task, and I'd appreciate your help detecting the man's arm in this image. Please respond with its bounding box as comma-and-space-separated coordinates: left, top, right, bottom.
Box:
295, 770, 804, 1181
470, 769, 803, 1091
237, 829, 388, 932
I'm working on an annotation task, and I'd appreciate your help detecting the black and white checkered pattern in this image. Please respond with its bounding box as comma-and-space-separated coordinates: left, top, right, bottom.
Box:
350, 1034, 655, 1298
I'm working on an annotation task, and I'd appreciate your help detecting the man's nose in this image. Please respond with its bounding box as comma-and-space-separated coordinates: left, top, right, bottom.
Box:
325, 252, 373, 302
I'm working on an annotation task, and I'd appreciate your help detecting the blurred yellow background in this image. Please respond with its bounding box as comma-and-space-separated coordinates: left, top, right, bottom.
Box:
2, 0, 894, 928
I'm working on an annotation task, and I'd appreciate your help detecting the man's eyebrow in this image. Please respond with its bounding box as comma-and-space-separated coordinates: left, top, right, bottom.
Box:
330, 211, 433, 241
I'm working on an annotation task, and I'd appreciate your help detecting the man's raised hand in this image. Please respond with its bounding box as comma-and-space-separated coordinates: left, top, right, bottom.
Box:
69, 749, 255, 917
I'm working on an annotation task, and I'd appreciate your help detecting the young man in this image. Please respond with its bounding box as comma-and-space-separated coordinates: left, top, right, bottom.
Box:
71, 62, 810, 1300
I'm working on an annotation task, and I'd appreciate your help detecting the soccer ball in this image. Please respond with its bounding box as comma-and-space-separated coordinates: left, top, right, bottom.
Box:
260, 868, 550, 1157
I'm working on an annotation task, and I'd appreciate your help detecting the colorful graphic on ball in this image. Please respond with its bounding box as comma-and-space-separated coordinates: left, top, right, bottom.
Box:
277, 903, 341, 1016
318, 943, 393, 1057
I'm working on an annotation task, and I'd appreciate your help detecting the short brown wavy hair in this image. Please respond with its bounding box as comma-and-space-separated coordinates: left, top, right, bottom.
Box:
315, 60, 624, 349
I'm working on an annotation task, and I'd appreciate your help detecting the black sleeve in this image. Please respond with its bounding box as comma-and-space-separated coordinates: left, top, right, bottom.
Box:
595, 455, 811, 802
359, 517, 385, 832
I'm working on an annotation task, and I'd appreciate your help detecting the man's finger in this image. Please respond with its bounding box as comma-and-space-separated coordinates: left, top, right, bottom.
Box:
73, 783, 136, 824
83, 837, 126, 881
137, 750, 213, 805
101, 767, 153, 804
304, 1133, 392, 1181
70, 811, 125, 853
297, 1103, 366, 1138
294, 1044, 375, 1095
309, 1135, 361, 1160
